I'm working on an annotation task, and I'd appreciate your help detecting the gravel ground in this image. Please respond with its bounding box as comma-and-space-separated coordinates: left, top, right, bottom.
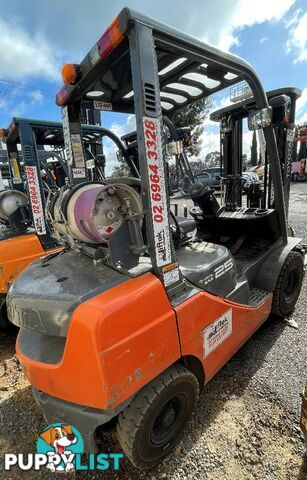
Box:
0, 182, 306, 480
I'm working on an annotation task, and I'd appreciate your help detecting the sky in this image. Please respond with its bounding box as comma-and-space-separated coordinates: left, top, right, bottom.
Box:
0, 0, 306, 162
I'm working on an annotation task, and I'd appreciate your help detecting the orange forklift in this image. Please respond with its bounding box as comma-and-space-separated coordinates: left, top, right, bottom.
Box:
0, 117, 116, 328
0, 118, 63, 327
7, 8, 305, 469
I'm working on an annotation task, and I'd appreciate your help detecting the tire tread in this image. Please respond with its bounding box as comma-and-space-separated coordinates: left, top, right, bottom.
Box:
117, 363, 199, 469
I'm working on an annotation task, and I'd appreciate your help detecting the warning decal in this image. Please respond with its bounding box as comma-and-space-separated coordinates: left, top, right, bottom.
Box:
62, 106, 73, 166
203, 309, 232, 357
163, 263, 180, 286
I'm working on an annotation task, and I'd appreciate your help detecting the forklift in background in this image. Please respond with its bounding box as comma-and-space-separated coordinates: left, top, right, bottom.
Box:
0, 118, 61, 327
0, 117, 119, 328
7, 8, 305, 469
209, 87, 300, 218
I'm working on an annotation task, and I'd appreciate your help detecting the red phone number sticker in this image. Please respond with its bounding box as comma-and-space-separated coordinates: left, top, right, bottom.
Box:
25, 166, 46, 235
143, 117, 171, 267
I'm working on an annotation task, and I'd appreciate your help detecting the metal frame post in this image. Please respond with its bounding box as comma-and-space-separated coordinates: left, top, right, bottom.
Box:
62, 103, 88, 185
128, 22, 185, 295
18, 121, 56, 247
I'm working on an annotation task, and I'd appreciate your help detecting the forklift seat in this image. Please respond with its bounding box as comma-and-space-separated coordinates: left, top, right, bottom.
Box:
176, 241, 237, 297
171, 216, 196, 244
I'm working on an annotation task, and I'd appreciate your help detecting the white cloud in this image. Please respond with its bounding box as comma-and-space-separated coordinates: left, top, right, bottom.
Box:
200, 0, 295, 50
260, 37, 268, 43
200, 127, 253, 160
200, 91, 254, 160
10, 100, 28, 118
0, 0, 296, 87
28, 89, 44, 104
110, 114, 136, 139
0, 17, 60, 81
286, 11, 307, 63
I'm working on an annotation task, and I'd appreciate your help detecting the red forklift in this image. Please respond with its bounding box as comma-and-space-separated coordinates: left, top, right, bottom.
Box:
7, 8, 305, 469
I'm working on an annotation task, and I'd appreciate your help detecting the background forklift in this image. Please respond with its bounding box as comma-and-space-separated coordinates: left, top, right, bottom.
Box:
0, 116, 117, 328
209, 86, 300, 219
0, 118, 62, 328
7, 8, 305, 469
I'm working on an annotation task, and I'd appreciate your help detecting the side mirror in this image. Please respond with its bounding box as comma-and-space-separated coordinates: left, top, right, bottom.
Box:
248, 107, 272, 131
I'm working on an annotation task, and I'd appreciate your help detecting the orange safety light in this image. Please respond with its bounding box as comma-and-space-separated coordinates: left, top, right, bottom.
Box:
61, 63, 79, 85
97, 16, 124, 60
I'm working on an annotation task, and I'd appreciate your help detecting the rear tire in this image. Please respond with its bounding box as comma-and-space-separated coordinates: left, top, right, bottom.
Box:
272, 251, 304, 317
0, 298, 11, 330
117, 363, 199, 470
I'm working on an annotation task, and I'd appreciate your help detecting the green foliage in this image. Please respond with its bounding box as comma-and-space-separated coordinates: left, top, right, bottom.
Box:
250, 131, 258, 167
205, 151, 220, 167
171, 97, 212, 157
189, 159, 206, 172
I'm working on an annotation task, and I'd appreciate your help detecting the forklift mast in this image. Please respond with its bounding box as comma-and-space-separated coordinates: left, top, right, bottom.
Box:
211, 87, 301, 216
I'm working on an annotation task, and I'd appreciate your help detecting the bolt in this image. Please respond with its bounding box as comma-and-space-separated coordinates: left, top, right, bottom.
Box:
106, 210, 115, 220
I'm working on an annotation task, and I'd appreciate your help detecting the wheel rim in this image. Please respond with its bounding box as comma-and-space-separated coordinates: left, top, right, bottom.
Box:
150, 394, 187, 445
284, 268, 299, 303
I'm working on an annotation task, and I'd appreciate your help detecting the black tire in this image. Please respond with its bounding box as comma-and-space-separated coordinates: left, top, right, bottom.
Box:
0, 298, 10, 330
272, 251, 304, 317
117, 363, 199, 469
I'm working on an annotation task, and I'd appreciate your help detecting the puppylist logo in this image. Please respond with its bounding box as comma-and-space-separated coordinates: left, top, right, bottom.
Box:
4, 423, 123, 473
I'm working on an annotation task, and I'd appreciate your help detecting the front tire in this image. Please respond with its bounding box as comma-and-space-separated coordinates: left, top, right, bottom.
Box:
272, 251, 304, 317
117, 363, 199, 469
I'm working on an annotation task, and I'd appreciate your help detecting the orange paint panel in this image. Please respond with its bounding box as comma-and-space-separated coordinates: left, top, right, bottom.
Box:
16, 273, 181, 409
175, 291, 272, 382
0, 234, 60, 292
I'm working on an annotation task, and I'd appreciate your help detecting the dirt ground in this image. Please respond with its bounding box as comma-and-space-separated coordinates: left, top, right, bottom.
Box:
0, 182, 307, 480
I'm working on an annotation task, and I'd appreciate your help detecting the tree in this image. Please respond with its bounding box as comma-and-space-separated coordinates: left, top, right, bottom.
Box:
250, 131, 258, 167
205, 151, 220, 167
189, 159, 206, 173
170, 97, 213, 157
298, 141, 307, 161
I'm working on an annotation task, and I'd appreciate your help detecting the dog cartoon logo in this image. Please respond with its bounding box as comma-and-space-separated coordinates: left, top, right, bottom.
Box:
37, 423, 84, 472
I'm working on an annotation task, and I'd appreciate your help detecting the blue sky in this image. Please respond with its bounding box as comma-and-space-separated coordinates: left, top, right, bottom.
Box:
0, 0, 306, 158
